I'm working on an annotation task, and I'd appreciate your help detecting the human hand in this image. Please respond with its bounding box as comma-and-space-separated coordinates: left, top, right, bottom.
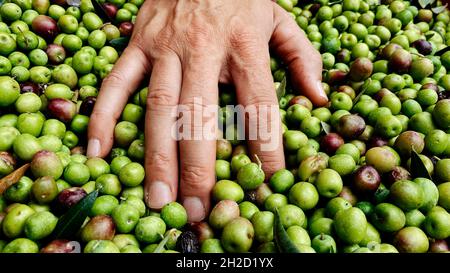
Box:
87, 0, 328, 222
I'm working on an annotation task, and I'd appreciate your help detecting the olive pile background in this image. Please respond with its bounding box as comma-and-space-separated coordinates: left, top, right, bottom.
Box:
0, 0, 449, 253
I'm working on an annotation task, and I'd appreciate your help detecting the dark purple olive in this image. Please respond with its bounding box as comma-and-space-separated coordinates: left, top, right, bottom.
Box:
321, 133, 345, 154
353, 165, 381, 194
373, 88, 394, 102
79, 96, 96, 116
46, 44, 66, 64
103, 3, 118, 19
57, 187, 87, 211
41, 240, 80, 253
32, 15, 59, 41
309, 3, 321, 16
188, 222, 214, 244
385, 166, 411, 187
389, 48, 412, 73
412, 39, 433, 55
336, 114, 366, 139
368, 136, 388, 148
119, 22, 134, 37
47, 98, 77, 123
421, 83, 439, 92
326, 69, 348, 86
20, 82, 42, 95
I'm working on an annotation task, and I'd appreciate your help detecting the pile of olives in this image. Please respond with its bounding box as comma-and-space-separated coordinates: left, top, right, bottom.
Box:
0, 0, 449, 253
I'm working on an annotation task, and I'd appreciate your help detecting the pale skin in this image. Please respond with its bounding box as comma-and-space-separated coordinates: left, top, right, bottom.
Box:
87, 0, 328, 222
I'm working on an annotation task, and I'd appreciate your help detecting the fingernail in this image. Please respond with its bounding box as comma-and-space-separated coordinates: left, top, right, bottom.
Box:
183, 197, 206, 222
147, 181, 172, 209
87, 138, 100, 158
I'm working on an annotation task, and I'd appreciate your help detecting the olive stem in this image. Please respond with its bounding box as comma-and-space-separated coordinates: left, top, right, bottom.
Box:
153, 228, 177, 253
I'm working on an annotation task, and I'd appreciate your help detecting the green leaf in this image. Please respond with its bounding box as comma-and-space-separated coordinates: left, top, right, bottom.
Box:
52, 190, 99, 239
410, 149, 432, 180
425, 33, 436, 40
418, 0, 432, 8
0, 0, 6, 7
321, 121, 332, 135
435, 46, 450, 56
432, 4, 448, 14
328, 0, 343, 5
273, 209, 300, 253
92, 0, 113, 22
153, 229, 176, 253
276, 77, 287, 101
110, 37, 130, 51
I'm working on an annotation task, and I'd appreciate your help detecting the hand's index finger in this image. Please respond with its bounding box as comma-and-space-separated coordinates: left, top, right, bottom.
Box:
87, 45, 150, 158
271, 3, 328, 107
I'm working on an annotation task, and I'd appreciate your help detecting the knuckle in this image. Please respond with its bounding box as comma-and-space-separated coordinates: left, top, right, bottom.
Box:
147, 86, 179, 107
150, 28, 174, 53
184, 19, 212, 50
229, 25, 260, 56
180, 162, 211, 191
245, 93, 277, 107
146, 151, 172, 172
102, 71, 129, 93
103, 71, 125, 86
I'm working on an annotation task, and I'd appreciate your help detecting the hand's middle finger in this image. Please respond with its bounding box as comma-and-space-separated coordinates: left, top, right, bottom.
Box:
178, 53, 222, 222
145, 52, 182, 209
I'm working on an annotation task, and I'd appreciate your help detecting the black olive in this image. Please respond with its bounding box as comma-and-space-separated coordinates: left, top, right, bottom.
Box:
176, 231, 200, 253
79, 96, 96, 116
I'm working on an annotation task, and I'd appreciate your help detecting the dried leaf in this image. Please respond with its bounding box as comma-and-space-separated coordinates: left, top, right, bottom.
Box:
432, 4, 448, 14
67, 0, 81, 7
0, 164, 30, 195
321, 121, 332, 135
418, 0, 432, 8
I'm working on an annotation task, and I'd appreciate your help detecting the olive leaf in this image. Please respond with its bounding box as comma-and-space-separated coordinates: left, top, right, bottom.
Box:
110, 37, 131, 51
432, 4, 448, 14
435, 46, 450, 56
0, 164, 30, 195
425, 33, 436, 40
410, 149, 432, 180
153, 229, 177, 253
353, 78, 370, 104
273, 209, 300, 253
52, 190, 99, 239
92, 0, 113, 22
321, 121, 332, 135
328, 0, 343, 5
276, 77, 287, 101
